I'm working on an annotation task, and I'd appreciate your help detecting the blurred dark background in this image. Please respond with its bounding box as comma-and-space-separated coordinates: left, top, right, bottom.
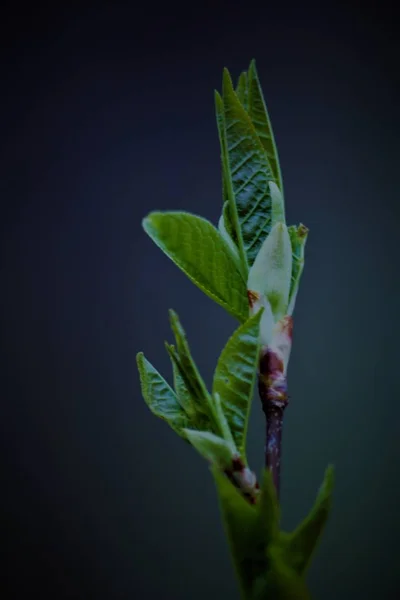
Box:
1, 1, 399, 598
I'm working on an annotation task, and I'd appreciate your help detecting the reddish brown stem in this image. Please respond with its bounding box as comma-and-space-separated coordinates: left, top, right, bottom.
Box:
258, 349, 288, 499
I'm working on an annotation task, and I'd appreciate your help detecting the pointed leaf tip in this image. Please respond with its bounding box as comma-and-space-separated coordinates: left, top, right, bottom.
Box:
282, 465, 335, 576
222, 68, 235, 93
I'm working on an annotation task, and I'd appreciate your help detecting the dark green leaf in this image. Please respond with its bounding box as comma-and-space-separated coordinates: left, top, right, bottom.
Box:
212, 311, 262, 456
136, 352, 189, 435
221, 69, 274, 267
236, 71, 248, 111
247, 59, 283, 193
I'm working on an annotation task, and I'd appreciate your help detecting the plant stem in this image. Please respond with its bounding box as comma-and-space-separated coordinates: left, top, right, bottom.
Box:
258, 348, 289, 498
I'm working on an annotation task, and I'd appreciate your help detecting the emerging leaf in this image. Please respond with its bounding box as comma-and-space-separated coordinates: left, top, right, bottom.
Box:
270, 181, 286, 226
169, 346, 196, 418
282, 465, 334, 575
184, 430, 236, 469
287, 224, 309, 316
142, 211, 248, 322
236, 71, 249, 111
248, 222, 292, 321
215, 92, 232, 219
167, 311, 212, 421
213, 392, 235, 446
218, 203, 240, 265
212, 466, 267, 599
247, 59, 283, 193
212, 311, 263, 457
220, 69, 274, 267
257, 468, 280, 543
136, 352, 189, 435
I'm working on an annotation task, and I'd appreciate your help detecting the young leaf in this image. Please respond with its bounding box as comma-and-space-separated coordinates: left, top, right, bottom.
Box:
247, 59, 283, 193
184, 430, 236, 468
212, 466, 267, 599
248, 222, 292, 321
282, 465, 334, 575
257, 468, 280, 543
287, 224, 309, 316
215, 91, 231, 210
165, 342, 211, 432
142, 211, 248, 322
248, 292, 275, 347
212, 311, 262, 456
168, 345, 196, 417
221, 69, 274, 267
215, 91, 249, 274
270, 181, 286, 226
166, 314, 210, 417
136, 352, 189, 435
213, 392, 235, 446
252, 558, 311, 600
218, 202, 240, 263
236, 71, 248, 111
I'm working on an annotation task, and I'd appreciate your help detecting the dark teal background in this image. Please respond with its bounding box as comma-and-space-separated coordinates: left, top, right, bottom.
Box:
1, 1, 399, 598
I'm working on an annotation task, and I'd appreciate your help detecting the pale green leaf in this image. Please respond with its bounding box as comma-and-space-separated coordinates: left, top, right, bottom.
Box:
287, 224, 309, 316
270, 181, 286, 226
221, 69, 274, 267
184, 430, 236, 468
248, 222, 292, 321
212, 311, 262, 456
136, 352, 189, 435
247, 59, 283, 193
142, 211, 248, 322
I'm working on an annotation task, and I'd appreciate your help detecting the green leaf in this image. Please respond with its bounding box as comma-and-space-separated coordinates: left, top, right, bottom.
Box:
247, 59, 283, 193
252, 558, 311, 600
215, 91, 231, 209
218, 201, 240, 262
167, 311, 212, 419
184, 430, 236, 468
248, 222, 292, 321
212, 466, 267, 599
213, 392, 235, 446
258, 468, 280, 543
282, 465, 334, 575
287, 224, 309, 316
212, 311, 262, 456
136, 352, 189, 435
168, 345, 196, 417
221, 68, 274, 267
142, 211, 248, 322
236, 71, 248, 111
270, 181, 286, 226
